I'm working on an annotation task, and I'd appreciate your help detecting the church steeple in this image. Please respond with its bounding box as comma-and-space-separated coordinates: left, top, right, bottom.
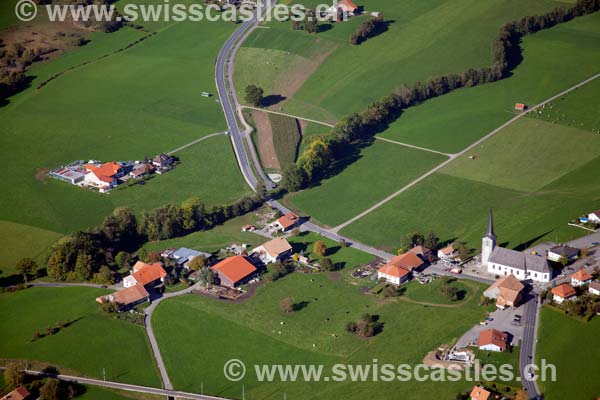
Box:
485, 209, 496, 240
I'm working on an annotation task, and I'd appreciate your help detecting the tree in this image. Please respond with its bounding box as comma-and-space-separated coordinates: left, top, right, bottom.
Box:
40, 378, 63, 400
271, 262, 293, 280
401, 232, 425, 251
198, 267, 214, 287
281, 163, 307, 192
313, 240, 327, 257
280, 297, 295, 313
456, 242, 470, 261
101, 300, 119, 313
188, 255, 207, 271
4, 363, 24, 388
115, 251, 131, 268
47, 248, 67, 281
16, 257, 37, 284
74, 252, 94, 281
244, 84, 264, 107
424, 232, 440, 250
320, 257, 334, 271
94, 265, 114, 285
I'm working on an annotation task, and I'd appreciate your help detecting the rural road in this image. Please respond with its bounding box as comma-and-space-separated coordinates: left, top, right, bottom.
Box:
333, 71, 600, 232
167, 131, 228, 155
519, 293, 543, 399
240, 105, 335, 127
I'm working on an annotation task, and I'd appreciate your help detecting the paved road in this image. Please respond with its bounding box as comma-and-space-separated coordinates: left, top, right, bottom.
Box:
333, 71, 600, 232
375, 136, 454, 157
240, 105, 335, 127
519, 294, 542, 399
167, 131, 227, 155
19, 369, 231, 400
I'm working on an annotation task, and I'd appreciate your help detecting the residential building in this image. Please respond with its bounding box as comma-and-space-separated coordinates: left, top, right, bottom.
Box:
437, 244, 456, 261
271, 212, 300, 232
211, 256, 257, 287
547, 245, 579, 263
0, 386, 30, 400
168, 247, 212, 268
514, 103, 526, 111
409, 245, 432, 262
327, 0, 359, 18
83, 161, 123, 191
469, 386, 491, 400
551, 283, 577, 304
251, 237, 293, 264
387, 252, 425, 272
571, 269, 593, 287
589, 280, 600, 296
123, 261, 167, 288
152, 153, 174, 172
377, 263, 410, 286
130, 163, 154, 178
587, 209, 600, 223
481, 210, 551, 283
483, 274, 524, 309
477, 329, 509, 352
96, 284, 149, 311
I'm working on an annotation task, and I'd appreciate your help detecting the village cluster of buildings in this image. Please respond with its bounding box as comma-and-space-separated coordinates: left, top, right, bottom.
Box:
49, 154, 174, 193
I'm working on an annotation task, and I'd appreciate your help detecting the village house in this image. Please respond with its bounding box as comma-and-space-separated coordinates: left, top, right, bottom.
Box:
0, 386, 30, 400
514, 103, 526, 111
551, 283, 577, 304
469, 386, 491, 400
409, 245, 433, 262
589, 280, 600, 296
83, 161, 124, 192
377, 252, 424, 285
251, 237, 293, 264
481, 210, 552, 283
547, 245, 579, 264
164, 247, 212, 269
587, 209, 600, 224
570, 268, 593, 287
152, 153, 174, 173
210, 255, 257, 287
483, 274, 525, 309
129, 162, 154, 179
326, 0, 359, 19
96, 284, 149, 311
477, 329, 509, 352
271, 212, 300, 232
437, 244, 456, 261
123, 261, 167, 288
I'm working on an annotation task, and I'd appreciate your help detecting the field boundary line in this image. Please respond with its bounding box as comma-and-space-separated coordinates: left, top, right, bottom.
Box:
240, 106, 335, 127
167, 131, 227, 154
375, 136, 454, 157
332, 71, 600, 232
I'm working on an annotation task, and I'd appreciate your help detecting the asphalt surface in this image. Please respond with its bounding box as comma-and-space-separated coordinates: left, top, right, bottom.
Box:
519, 294, 542, 399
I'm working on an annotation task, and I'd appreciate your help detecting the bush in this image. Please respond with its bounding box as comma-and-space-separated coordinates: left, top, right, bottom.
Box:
345, 314, 383, 337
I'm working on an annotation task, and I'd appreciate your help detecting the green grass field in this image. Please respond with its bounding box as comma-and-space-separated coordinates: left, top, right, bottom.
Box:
269, 113, 302, 167
402, 278, 476, 305
153, 270, 488, 399
236, 0, 563, 121
0, 287, 160, 387
287, 141, 446, 227
536, 307, 600, 399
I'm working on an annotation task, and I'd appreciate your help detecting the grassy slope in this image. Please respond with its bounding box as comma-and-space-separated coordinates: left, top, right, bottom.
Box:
380, 12, 600, 153
287, 141, 446, 227
269, 114, 302, 167
536, 307, 600, 399
153, 271, 488, 399
0, 287, 160, 387
402, 279, 475, 305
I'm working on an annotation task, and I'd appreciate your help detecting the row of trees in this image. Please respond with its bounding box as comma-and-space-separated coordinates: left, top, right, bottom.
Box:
349, 15, 386, 45
44, 186, 267, 282
283, 0, 600, 191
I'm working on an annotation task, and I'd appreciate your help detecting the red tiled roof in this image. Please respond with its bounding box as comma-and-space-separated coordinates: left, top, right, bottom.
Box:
552, 283, 576, 299
409, 245, 431, 257
1, 386, 30, 400
339, 0, 358, 11
571, 269, 593, 282
211, 256, 257, 284
439, 245, 455, 255
113, 284, 149, 306
378, 263, 410, 279
277, 212, 299, 229
132, 262, 167, 286
478, 329, 508, 350
469, 386, 491, 400
387, 252, 424, 271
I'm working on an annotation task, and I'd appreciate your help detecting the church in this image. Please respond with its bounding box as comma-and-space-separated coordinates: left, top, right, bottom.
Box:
481, 211, 552, 283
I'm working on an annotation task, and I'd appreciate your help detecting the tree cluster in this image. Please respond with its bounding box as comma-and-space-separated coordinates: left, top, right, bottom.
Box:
350, 16, 386, 45
270, 262, 294, 281
439, 277, 462, 301
244, 84, 264, 107
345, 313, 383, 337
291, 9, 319, 33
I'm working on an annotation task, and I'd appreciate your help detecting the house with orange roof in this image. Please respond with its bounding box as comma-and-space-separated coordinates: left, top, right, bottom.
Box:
437, 244, 456, 261
571, 268, 593, 287
251, 237, 293, 264
469, 386, 491, 400
409, 245, 432, 262
0, 386, 30, 400
483, 274, 524, 309
551, 283, 577, 304
83, 161, 124, 192
211, 256, 257, 287
123, 261, 167, 289
514, 103, 526, 111
377, 252, 424, 285
96, 284, 149, 311
271, 212, 301, 232
327, 0, 359, 18
478, 329, 509, 352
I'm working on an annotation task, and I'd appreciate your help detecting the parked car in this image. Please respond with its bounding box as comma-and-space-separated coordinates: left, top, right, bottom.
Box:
479, 321, 487, 326
485, 317, 494, 321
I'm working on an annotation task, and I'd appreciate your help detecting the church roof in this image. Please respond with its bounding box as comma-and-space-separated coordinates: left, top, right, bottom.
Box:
484, 209, 496, 240
489, 247, 550, 274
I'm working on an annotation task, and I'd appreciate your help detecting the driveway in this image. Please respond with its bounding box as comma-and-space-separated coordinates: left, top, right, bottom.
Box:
455, 304, 525, 349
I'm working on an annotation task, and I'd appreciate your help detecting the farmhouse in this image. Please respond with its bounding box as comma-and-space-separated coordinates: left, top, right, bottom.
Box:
547, 245, 579, 263
469, 386, 491, 400
84, 161, 124, 192
326, 0, 359, 18
166, 247, 212, 268
437, 245, 456, 261
483, 274, 524, 309
251, 237, 293, 264
377, 263, 410, 285
477, 329, 509, 352
0, 386, 30, 400
271, 212, 300, 232
481, 210, 551, 282
587, 209, 600, 223
589, 280, 600, 296
123, 261, 167, 288
130, 163, 154, 178
211, 256, 257, 287
96, 284, 149, 311
514, 103, 526, 111
551, 283, 577, 304
152, 153, 174, 173
409, 245, 432, 262
570, 269, 593, 287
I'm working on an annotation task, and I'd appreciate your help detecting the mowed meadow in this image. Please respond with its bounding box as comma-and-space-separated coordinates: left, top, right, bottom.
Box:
340, 13, 600, 252
0, 1, 252, 274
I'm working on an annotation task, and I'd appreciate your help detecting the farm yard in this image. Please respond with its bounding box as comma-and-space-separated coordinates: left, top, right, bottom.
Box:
153, 270, 488, 400
536, 307, 600, 399
0, 8, 252, 273
0, 287, 160, 387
